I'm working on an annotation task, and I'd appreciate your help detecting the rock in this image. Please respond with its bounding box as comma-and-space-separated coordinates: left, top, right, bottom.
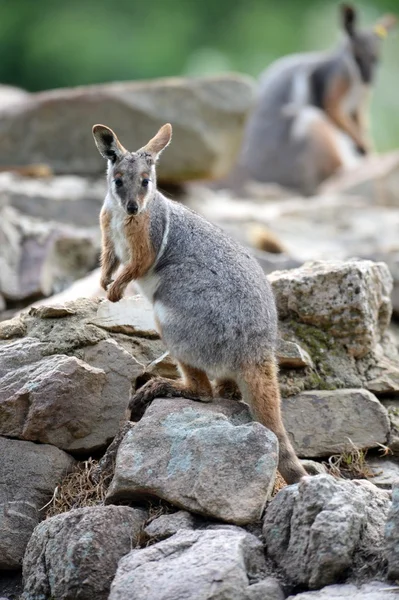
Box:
0, 173, 105, 226
277, 339, 313, 369
109, 527, 270, 600
0, 84, 29, 110
270, 260, 392, 359
0, 436, 75, 569
144, 511, 196, 540
0, 571, 23, 600
366, 368, 399, 395
287, 581, 397, 599
0, 299, 176, 452
106, 397, 278, 524
382, 399, 399, 455
244, 579, 285, 600
0, 205, 98, 302
282, 389, 390, 458
300, 460, 327, 476
385, 482, 399, 579
263, 474, 391, 589
0, 75, 256, 182
91, 295, 158, 337
366, 457, 399, 489
320, 151, 399, 206
22, 506, 147, 600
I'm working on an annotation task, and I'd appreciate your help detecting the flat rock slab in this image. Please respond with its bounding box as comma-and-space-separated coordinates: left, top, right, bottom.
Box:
263, 474, 391, 589
91, 296, 158, 338
144, 510, 196, 541
22, 506, 147, 600
109, 527, 274, 600
287, 581, 398, 599
0, 436, 75, 570
366, 457, 399, 489
287, 581, 396, 600
282, 389, 390, 458
0, 75, 256, 182
106, 397, 278, 524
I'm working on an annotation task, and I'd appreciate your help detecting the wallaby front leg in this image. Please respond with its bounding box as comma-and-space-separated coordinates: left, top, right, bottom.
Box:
129, 363, 213, 421
107, 264, 137, 302
324, 77, 368, 153
100, 208, 120, 290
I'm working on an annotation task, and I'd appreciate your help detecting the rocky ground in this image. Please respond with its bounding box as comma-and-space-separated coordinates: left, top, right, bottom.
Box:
1, 78, 399, 599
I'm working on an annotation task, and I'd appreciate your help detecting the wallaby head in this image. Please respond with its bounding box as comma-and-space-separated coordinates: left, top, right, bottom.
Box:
92, 123, 172, 215
341, 4, 396, 84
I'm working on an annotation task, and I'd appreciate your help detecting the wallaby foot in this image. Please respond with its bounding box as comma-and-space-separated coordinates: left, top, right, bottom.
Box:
239, 359, 307, 484
129, 363, 213, 421
214, 378, 242, 400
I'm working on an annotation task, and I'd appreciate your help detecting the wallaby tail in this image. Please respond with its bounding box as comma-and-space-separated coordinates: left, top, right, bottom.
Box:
238, 358, 307, 484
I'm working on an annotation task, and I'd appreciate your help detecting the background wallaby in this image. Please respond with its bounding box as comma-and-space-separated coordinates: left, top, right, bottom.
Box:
93, 122, 307, 484
238, 4, 396, 196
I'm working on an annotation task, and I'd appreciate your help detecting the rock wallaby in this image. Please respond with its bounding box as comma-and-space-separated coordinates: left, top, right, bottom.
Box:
238, 4, 396, 195
92, 123, 307, 484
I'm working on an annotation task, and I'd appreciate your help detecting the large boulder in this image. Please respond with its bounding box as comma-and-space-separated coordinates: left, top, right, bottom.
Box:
109, 527, 283, 600
0, 298, 176, 452
263, 474, 391, 589
0, 204, 98, 302
106, 397, 278, 524
0, 436, 75, 569
22, 506, 147, 600
0, 173, 106, 227
282, 389, 389, 457
0, 75, 256, 182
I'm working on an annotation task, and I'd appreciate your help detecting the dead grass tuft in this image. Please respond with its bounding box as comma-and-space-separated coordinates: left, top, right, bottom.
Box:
272, 471, 287, 496
324, 441, 373, 480
43, 458, 111, 519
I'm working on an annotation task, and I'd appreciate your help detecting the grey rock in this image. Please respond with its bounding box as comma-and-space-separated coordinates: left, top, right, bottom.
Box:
22, 506, 147, 600
107, 397, 277, 524
109, 527, 268, 600
287, 581, 397, 599
300, 460, 327, 476
277, 339, 313, 369
0, 436, 75, 569
0, 84, 29, 110
366, 457, 399, 489
144, 510, 196, 540
381, 399, 399, 455
244, 578, 285, 600
263, 474, 391, 589
270, 260, 393, 359
0, 75, 256, 182
0, 173, 105, 226
282, 389, 390, 457
0, 205, 98, 302
385, 482, 399, 579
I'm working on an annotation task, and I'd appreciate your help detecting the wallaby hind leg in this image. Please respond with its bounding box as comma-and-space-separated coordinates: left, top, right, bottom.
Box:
238, 359, 307, 484
129, 362, 213, 421
214, 378, 241, 400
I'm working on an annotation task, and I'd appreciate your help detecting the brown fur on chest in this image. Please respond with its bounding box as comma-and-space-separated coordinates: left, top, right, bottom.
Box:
123, 211, 157, 278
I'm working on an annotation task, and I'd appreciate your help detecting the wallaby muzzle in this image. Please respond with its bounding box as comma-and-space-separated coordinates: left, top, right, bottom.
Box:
127, 201, 139, 215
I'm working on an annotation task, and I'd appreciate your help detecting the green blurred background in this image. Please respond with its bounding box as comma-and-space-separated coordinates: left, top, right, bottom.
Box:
0, 0, 397, 150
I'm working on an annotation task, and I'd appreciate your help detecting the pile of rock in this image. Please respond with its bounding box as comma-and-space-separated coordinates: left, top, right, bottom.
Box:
1, 258, 399, 599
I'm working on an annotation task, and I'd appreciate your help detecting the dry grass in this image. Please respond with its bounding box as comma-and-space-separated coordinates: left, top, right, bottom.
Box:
42, 458, 111, 519
324, 442, 373, 480
272, 471, 287, 496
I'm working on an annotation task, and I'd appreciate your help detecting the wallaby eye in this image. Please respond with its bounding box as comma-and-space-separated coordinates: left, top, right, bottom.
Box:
142, 178, 150, 188
114, 178, 123, 188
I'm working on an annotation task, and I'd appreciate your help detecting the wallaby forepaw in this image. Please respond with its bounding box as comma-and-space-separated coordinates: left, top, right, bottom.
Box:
107, 284, 123, 303
100, 276, 113, 291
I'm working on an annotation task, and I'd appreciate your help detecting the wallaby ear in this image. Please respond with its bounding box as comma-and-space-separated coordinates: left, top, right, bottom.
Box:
141, 124, 172, 161
341, 4, 357, 37
92, 125, 127, 162
374, 14, 397, 38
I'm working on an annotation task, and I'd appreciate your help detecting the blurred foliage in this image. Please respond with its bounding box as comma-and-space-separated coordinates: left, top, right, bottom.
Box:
0, 0, 398, 150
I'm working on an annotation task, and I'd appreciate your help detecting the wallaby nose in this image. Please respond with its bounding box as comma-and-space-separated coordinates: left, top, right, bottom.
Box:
126, 201, 138, 215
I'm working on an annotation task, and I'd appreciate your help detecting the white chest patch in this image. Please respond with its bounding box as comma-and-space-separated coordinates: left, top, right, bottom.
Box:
136, 270, 160, 303
110, 207, 130, 265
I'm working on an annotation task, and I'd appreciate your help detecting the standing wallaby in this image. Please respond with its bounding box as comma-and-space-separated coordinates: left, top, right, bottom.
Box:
238, 4, 396, 195
92, 122, 307, 484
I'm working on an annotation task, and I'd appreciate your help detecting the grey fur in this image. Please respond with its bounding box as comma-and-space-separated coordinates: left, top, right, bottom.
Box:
149, 194, 278, 376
